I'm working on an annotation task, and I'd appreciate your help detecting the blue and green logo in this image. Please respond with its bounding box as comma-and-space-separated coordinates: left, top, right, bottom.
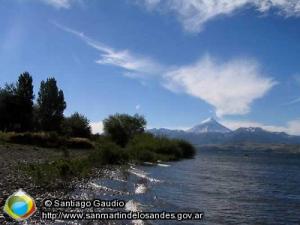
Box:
3, 189, 37, 221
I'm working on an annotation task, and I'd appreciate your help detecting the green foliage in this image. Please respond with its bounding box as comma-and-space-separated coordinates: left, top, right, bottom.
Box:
128, 133, 196, 161
16, 72, 34, 131
0, 84, 19, 131
20, 133, 195, 187
6, 132, 94, 149
8, 132, 65, 148
89, 141, 128, 166
37, 78, 66, 131
66, 138, 94, 149
23, 158, 91, 186
0, 131, 10, 143
0, 73, 34, 132
1, 72, 196, 188
174, 139, 196, 159
103, 113, 146, 147
63, 112, 91, 138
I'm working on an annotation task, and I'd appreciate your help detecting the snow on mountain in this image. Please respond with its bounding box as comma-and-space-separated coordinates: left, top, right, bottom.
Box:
187, 117, 231, 134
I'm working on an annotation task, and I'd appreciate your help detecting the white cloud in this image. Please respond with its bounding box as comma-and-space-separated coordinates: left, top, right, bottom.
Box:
41, 0, 77, 9
96, 49, 163, 75
284, 97, 300, 105
139, 0, 300, 32
283, 74, 300, 105
164, 55, 276, 116
222, 119, 300, 135
90, 121, 103, 134
286, 119, 300, 135
148, 125, 190, 131
54, 23, 276, 116
52, 22, 164, 76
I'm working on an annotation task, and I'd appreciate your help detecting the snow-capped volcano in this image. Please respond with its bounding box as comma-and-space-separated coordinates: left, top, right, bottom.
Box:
187, 117, 231, 134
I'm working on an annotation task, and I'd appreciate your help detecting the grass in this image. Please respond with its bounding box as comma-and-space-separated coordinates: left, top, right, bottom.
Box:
21, 157, 92, 187
127, 133, 196, 162
0, 131, 93, 149
2, 131, 196, 187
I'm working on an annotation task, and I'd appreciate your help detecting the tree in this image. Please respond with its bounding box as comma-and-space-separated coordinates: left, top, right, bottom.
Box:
16, 72, 34, 131
103, 113, 146, 147
37, 78, 66, 131
63, 112, 91, 138
0, 84, 19, 131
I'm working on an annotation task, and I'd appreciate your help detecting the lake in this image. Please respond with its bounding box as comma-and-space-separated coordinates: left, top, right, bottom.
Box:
75, 148, 300, 225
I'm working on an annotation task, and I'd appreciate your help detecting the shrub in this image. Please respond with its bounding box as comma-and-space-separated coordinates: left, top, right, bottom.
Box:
103, 113, 146, 147
174, 140, 196, 159
0, 131, 10, 143
23, 158, 91, 186
63, 113, 91, 138
8, 132, 65, 148
127, 133, 187, 161
66, 138, 94, 149
6, 132, 94, 149
88, 141, 129, 166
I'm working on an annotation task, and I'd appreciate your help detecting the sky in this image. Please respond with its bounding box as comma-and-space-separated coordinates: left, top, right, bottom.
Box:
0, 0, 300, 134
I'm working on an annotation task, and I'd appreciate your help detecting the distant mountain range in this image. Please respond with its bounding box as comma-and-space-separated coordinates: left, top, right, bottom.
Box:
149, 118, 300, 145
187, 117, 231, 134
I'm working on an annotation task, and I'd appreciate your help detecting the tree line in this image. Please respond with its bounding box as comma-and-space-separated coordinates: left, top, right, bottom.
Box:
0, 72, 91, 137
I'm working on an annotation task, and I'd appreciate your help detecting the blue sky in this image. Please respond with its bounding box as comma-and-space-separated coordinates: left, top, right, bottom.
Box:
0, 0, 300, 134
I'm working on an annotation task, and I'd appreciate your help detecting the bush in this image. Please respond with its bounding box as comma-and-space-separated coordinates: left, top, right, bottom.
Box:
127, 133, 194, 161
0, 131, 10, 143
6, 132, 94, 149
66, 138, 94, 149
8, 132, 65, 148
174, 140, 196, 159
103, 113, 146, 147
23, 158, 91, 186
63, 113, 91, 138
20, 132, 195, 188
88, 141, 129, 166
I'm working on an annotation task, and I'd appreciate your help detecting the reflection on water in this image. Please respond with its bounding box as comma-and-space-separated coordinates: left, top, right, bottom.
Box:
78, 149, 300, 225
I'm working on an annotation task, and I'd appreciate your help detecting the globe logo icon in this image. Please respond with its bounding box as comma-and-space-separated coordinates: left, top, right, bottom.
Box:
3, 189, 37, 221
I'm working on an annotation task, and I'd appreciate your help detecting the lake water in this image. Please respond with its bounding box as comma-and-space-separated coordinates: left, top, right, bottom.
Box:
72, 148, 300, 225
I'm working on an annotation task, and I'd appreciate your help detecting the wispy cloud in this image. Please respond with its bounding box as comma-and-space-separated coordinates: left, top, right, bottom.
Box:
138, 0, 300, 32
54, 23, 276, 116
294, 74, 300, 84
283, 74, 300, 105
40, 0, 80, 9
52, 22, 164, 76
284, 97, 300, 105
222, 119, 300, 135
164, 55, 276, 117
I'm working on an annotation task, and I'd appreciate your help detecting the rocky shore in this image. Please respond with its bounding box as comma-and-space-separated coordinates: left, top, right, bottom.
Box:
0, 143, 120, 225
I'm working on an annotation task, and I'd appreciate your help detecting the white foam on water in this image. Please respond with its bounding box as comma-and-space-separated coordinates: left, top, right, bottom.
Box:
132, 219, 145, 225
125, 200, 140, 212
135, 183, 147, 194
89, 182, 115, 191
157, 163, 170, 167
125, 200, 145, 225
129, 167, 161, 183
113, 177, 127, 183
89, 181, 130, 195
144, 161, 170, 167
143, 162, 155, 166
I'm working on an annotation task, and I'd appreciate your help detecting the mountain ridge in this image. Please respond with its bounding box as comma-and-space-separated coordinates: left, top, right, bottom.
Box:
187, 117, 231, 134
148, 118, 300, 145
